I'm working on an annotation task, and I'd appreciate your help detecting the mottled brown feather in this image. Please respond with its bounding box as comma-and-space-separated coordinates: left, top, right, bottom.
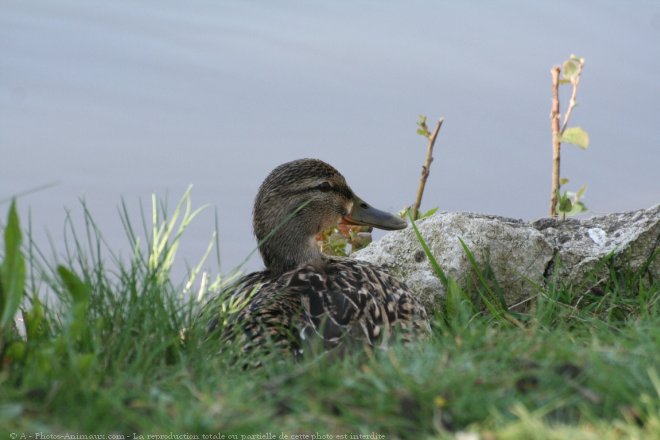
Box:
208, 256, 430, 357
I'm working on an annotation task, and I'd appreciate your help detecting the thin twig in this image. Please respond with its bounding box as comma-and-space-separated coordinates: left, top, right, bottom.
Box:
412, 118, 444, 220
549, 67, 561, 218
560, 58, 585, 134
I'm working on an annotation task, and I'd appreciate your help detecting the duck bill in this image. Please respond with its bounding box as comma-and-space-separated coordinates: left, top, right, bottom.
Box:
341, 196, 407, 231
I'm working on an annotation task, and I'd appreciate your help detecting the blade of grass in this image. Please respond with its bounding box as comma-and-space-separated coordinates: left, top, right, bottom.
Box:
458, 238, 524, 328
445, 276, 476, 331
0, 200, 26, 327
407, 211, 448, 288
57, 266, 90, 306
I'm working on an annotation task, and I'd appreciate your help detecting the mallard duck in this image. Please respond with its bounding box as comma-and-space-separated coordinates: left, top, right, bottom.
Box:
206, 158, 430, 358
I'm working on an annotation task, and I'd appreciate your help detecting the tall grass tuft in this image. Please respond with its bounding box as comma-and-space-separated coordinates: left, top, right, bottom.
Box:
0, 191, 255, 431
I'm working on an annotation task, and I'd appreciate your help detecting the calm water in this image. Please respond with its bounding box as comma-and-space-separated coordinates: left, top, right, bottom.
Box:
2, 0, 659, 279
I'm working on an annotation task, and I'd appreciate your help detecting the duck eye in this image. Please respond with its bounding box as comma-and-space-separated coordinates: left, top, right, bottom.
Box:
315, 182, 333, 192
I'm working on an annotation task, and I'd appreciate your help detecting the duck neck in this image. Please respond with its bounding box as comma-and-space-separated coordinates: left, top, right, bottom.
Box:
259, 228, 323, 276
253, 190, 329, 276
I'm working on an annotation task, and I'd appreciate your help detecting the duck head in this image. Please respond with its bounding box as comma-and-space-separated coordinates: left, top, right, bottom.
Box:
253, 158, 406, 274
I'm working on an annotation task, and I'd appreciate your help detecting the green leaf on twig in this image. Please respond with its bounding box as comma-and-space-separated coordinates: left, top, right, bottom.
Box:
561, 127, 589, 150
416, 115, 430, 138
558, 194, 573, 213
562, 60, 579, 80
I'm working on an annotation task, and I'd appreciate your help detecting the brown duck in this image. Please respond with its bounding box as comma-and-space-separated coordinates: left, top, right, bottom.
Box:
206, 158, 429, 357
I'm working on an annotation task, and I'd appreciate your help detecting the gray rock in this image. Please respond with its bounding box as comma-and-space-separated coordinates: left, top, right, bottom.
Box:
533, 204, 660, 293
353, 205, 659, 311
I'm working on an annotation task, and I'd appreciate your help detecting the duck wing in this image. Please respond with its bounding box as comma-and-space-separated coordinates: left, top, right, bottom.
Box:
289, 257, 430, 351
205, 258, 429, 359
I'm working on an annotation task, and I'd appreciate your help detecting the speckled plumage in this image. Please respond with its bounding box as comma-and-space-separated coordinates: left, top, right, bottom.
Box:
205, 159, 430, 359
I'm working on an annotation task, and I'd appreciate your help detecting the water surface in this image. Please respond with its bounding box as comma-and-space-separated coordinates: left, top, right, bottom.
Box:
2, 1, 659, 278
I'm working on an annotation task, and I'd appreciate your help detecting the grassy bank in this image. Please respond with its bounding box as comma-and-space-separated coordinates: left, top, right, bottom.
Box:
1, 198, 658, 439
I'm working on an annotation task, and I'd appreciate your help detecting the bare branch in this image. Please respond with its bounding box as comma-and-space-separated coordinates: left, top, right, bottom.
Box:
549, 66, 561, 218
412, 117, 444, 220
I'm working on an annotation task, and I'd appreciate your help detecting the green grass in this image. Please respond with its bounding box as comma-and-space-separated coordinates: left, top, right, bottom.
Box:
0, 195, 658, 439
